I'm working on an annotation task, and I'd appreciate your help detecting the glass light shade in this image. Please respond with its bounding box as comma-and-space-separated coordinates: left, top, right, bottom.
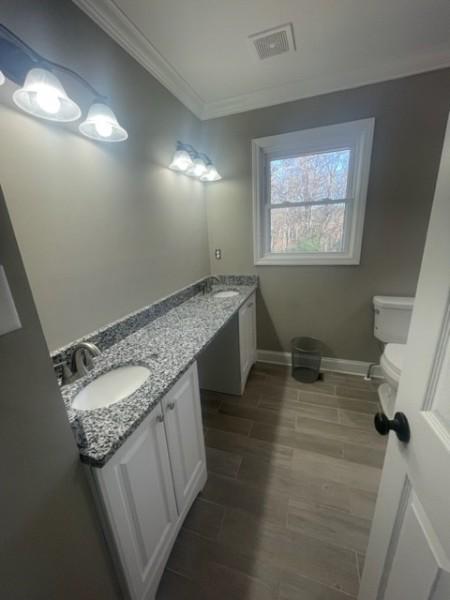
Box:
0, 70, 5, 86
79, 102, 128, 142
200, 164, 222, 182
169, 149, 194, 172
13, 68, 81, 122
187, 157, 207, 178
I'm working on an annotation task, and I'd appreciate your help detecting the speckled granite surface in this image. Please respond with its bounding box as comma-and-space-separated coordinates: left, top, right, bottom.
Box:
60, 280, 257, 467
52, 278, 206, 372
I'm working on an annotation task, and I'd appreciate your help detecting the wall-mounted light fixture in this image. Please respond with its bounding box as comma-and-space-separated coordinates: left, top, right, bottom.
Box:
79, 102, 128, 142
169, 142, 222, 182
13, 67, 81, 122
0, 24, 127, 142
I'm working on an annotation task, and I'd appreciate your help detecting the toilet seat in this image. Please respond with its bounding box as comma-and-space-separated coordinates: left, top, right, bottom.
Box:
380, 343, 405, 384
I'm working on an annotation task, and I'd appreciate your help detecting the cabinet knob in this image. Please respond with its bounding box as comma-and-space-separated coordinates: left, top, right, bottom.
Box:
156, 414, 164, 423
167, 402, 176, 411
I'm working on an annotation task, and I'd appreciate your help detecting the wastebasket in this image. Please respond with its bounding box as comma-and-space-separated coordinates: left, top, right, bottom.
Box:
291, 337, 322, 383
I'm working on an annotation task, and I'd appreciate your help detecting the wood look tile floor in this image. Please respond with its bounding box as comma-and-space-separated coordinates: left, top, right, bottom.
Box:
156, 364, 387, 600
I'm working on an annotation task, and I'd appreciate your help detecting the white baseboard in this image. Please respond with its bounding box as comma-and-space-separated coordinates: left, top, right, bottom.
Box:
257, 349, 383, 379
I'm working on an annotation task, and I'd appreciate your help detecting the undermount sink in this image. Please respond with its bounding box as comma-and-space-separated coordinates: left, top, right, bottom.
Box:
213, 290, 239, 299
73, 365, 150, 411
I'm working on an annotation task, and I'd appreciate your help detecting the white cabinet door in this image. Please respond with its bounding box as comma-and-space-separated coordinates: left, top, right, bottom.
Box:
162, 363, 206, 514
239, 293, 257, 384
94, 404, 178, 600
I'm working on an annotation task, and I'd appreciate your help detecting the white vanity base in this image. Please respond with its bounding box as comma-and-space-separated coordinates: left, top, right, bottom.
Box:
87, 363, 207, 600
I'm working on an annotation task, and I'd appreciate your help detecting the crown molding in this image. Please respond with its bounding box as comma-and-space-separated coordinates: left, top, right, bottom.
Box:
73, 0, 450, 122
72, 0, 205, 118
202, 45, 450, 119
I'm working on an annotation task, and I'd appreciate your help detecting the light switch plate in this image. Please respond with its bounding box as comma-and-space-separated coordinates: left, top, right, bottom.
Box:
0, 265, 22, 335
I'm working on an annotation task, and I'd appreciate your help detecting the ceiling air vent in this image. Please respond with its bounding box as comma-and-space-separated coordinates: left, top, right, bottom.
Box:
249, 23, 296, 60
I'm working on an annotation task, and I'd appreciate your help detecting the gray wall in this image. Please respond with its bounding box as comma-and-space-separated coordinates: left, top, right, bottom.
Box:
0, 188, 121, 599
203, 69, 450, 361
0, 0, 210, 351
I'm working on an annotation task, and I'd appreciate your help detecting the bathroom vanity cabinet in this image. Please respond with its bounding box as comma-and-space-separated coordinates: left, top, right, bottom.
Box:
238, 292, 257, 386
197, 291, 257, 395
89, 363, 206, 600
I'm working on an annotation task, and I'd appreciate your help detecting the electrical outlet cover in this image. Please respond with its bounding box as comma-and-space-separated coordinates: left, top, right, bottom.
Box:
0, 265, 22, 335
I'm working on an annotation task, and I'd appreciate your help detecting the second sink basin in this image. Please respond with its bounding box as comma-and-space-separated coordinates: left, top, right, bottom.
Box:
73, 365, 150, 411
214, 290, 239, 299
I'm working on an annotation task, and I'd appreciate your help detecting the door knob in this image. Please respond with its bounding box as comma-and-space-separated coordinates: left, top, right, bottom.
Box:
374, 412, 410, 443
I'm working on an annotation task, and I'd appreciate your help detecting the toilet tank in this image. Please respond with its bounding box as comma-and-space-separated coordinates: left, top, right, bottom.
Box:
373, 296, 414, 343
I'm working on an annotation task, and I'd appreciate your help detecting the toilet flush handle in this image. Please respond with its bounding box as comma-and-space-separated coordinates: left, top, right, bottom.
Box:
374, 412, 410, 443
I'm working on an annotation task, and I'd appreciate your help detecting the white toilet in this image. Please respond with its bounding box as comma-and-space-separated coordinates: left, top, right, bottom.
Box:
373, 296, 414, 416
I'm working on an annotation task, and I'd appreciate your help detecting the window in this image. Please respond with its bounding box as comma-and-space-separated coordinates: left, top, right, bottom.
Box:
252, 118, 374, 265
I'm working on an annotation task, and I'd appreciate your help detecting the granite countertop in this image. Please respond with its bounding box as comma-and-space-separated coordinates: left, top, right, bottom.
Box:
61, 283, 256, 467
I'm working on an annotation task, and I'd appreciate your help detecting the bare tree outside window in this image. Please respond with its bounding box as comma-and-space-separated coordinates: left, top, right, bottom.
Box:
269, 149, 350, 253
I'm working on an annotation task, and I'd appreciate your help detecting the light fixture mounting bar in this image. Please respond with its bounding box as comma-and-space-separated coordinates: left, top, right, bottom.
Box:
0, 23, 105, 100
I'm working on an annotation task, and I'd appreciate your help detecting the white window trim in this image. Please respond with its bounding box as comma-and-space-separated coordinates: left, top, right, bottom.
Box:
252, 118, 375, 266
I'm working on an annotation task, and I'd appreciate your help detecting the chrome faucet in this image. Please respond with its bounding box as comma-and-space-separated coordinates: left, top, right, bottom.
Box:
56, 342, 101, 386
71, 342, 101, 376
202, 276, 221, 295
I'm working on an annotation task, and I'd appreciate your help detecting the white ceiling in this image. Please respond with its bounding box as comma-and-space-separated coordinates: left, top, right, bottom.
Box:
74, 0, 450, 119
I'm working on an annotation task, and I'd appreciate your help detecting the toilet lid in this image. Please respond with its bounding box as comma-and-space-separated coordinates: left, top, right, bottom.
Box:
384, 343, 405, 378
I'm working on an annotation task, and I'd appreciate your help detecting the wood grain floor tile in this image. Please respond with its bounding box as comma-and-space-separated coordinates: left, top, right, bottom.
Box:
220, 398, 296, 429
293, 380, 337, 395
201, 473, 289, 525
335, 385, 379, 402
260, 397, 340, 423
205, 427, 294, 468
158, 370, 385, 599
278, 572, 356, 600
205, 445, 242, 478
246, 370, 268, 384
294, 415, 385, 449
219, 507, 360, 596
237, 455, 351, 513
162, 559, 277, 600
298, 390, 380, 414
267, 376, 336, 395
339, 408, 376, 431
343, 442, 386, 468
291, 449, 382, 493
287, 498, 372, 553
250, 422, 345, 459
257, 384, 300, 402
166, 528, 281, 595
204, 562, 276, 600
157, 569, 204, 600
348, 488, 378, 520
183, 497, 225, 541
203, 412, 253, 436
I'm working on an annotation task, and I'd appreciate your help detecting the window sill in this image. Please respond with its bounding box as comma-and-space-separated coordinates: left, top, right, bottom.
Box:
254, 253, 361, 266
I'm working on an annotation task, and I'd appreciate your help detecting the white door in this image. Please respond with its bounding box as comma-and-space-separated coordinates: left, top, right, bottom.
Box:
162, 363, 206, 514
94, 404, 178, 600
359, 114, 450, 599
239, 293, 257, 383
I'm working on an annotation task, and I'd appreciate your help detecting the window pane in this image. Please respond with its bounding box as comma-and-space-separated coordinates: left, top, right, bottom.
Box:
270, 149, 350, 205
270, 204, 346, 253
